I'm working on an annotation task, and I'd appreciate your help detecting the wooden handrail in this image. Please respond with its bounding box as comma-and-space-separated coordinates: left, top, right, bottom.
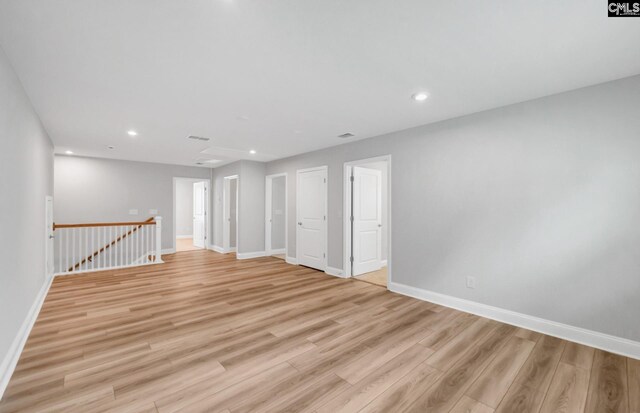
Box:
65, 217, 155, 272
54, 220, 156, 230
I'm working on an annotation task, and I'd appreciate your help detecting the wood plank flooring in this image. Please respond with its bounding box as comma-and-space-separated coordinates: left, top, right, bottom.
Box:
0, 250, 636, 412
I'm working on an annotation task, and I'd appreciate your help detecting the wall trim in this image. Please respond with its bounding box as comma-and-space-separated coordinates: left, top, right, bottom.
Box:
237, 251, 267, 260
388, 281, 640, 360
161, 248, 176, 255
269, 248, 286, 255
285, 256, 298, 265
0, 276, 53, 400
208, 244, 225, 253
325, 266, 346, 278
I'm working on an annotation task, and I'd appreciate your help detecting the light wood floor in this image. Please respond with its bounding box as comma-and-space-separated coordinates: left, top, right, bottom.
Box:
1, 251, 637, 413
354, 266, 388, 287
176, 238, 203, 252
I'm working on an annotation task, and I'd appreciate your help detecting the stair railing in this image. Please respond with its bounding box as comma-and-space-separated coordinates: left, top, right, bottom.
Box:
53, 216, 163, 275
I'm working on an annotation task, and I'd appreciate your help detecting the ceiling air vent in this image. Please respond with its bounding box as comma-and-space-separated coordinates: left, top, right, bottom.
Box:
338, 132, 355, 139
187, 135, 210, 142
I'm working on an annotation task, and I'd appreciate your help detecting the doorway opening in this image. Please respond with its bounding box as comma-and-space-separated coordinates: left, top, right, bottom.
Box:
344, 156, 391, 288
223, 175, 239, 254
265, 173, 287, 261
173, 178, 210, 253
296, 166, 328, 271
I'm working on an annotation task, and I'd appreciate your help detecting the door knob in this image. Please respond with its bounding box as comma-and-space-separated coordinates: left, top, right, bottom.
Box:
378, 224, 382, 227
298, 222, 302, 226
49, 235, 55, 239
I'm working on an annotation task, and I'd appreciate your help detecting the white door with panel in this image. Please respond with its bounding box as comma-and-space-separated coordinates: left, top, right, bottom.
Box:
352, 166, 382, 276
296, 167, 327, 271
193, 182, 206, 248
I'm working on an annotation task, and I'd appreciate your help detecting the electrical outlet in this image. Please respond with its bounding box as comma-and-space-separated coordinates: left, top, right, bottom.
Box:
466, 276, 477, 289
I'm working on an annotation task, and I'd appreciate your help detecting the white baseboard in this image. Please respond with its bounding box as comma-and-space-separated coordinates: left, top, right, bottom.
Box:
269, 248, 286, 255
381, 260, 388, 267
175, 235, 192, 240
325, 266, 346, 278
388, 281, 640, 360
208, 245, 225, 253
237, 251, 267, 260
161, 248, 176, 255
285, 256, 298, 265
0, 275, 53, 400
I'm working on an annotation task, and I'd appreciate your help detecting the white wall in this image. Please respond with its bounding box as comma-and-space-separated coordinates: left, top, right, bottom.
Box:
0, 46, 54, 395
175, 179, 195, 237
54, 156, 211, 250
266, 75, 640, 343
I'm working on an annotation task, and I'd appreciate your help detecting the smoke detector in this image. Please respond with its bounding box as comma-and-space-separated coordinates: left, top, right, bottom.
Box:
338, 132, 355, 139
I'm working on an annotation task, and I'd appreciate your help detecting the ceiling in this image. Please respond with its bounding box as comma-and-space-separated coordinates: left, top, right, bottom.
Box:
1, 1, 639, 167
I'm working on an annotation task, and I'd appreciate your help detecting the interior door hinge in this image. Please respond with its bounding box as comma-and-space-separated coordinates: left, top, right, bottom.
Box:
350, 216, 354, 222
323, 253, 326, 258
350, 176, 354, 182
350, 256, 354, 263
324, 178, 326, 183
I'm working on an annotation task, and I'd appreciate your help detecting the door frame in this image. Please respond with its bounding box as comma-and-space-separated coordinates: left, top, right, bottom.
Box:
172, 177, 211, 253
265, 173, 288, 257
343, 155, 392, 283
223, 175, 239, 253
296, 166, 328, 271
45, 195, 54, 280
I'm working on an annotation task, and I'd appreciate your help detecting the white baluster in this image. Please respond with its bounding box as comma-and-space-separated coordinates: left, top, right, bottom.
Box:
155, 216, 163, 263
145, 226, 149, 263
91, 227, 94, 271
58, 230, 61, 274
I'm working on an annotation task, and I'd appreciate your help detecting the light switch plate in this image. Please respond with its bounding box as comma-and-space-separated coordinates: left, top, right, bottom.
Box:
466, 276, 477, 289
149, 209, 158, 215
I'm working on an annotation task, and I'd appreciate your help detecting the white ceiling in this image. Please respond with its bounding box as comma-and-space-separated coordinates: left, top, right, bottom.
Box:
1, 1, 639, 167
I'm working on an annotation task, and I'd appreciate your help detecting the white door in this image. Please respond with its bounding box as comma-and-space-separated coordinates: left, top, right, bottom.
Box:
223, 176, 238, 252
45, 196, 54, 278
193, 182, 206, 248
297, 167, 327, 270
352, 166, 382, 276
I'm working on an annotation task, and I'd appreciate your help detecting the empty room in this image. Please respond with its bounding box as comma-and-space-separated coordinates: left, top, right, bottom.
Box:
1, 1, 639, 412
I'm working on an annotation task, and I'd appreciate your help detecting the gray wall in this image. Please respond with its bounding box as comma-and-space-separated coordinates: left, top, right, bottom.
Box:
54, 156, 211, 250
0, 46, 54, 386
266, 75, 640, 342
271, 175, 286, 250
175, 179, 194, 237
212, 162, 241, 248
239, 161, 266, 254
211, 160, 266, 254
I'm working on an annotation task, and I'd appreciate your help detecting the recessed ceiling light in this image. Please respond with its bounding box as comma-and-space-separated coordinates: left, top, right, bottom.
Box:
249, 150, 256, 154
127, 130, 138, 136
65, 150, 73, 155
338, 133, 355, 139
412, 92, 428, 102
107, 145, 115, 150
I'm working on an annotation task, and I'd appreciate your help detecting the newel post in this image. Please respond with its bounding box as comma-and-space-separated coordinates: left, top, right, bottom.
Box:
155, 216, 164, 263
